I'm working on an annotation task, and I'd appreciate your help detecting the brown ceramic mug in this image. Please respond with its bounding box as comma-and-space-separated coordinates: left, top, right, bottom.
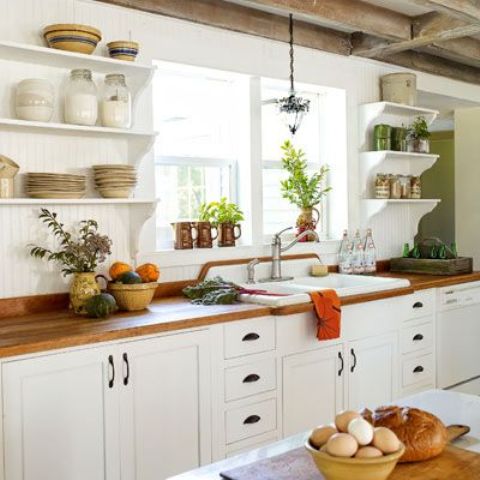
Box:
217, 223, 241, 247
171, 222, 197, 249
194, 221, 218, 248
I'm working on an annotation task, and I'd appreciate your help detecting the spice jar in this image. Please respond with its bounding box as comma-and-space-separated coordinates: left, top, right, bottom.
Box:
411, 176, 422, 199
64, 69, 98, 126
400, 175, 412, 199
375, 173, 390, 199
100, 74, 132, 128
389, 175, 402, 199
16, 79, 54, 122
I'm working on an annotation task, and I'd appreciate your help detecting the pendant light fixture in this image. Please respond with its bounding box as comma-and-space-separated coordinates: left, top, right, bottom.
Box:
276, 14, 310, 135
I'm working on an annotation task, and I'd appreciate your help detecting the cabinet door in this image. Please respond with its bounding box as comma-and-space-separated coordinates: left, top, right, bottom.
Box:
283, 345, 344, 437
119, 330, 211, 480
347, 333, 397, 411
2, 347, 120, 480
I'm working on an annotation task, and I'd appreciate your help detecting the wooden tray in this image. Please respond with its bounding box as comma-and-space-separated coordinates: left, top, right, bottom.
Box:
390, 257, 473, 276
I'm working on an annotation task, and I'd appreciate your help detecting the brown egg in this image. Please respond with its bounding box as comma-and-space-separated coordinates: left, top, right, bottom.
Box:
326, 433, 359, 457
355, 446, 384, 458
372, 427, 401, 454
309, 424, 338, 449
335, 410, 361, 433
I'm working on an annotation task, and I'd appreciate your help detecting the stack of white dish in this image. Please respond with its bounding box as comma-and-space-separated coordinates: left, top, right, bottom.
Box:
26, 173, 86, 199
93, 164, 137, 198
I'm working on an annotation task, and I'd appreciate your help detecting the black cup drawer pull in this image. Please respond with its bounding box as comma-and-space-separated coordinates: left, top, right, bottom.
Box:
243, 373, 261, 383
242, 332, 260, 342
413, 366, 424, 373
413, 333, 424, 341
413, 302, 424, 309
243, 414, 261, 425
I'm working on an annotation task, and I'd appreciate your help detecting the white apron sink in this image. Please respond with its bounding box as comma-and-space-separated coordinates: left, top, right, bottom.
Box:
238, 273, 411, 307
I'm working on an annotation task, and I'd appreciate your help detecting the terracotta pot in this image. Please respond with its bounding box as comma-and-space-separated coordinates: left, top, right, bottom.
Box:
69, 272, 101, 315
217, 223, 241, 247
296, 206, 320, 242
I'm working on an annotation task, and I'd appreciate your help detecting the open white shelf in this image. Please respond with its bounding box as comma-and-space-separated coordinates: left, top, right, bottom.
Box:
0, 198, 157, 205
359, 150, 439, 198
0, 40, 155, 99
0, 118, 157, 165
362, 198, 441, 222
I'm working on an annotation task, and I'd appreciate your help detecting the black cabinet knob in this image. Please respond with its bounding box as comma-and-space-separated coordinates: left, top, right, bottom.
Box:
243, 415, 261, 425
413, 366, 424, 373
413, 334, 424, 341
243, 373, 260, 383
242, 332, 260, 342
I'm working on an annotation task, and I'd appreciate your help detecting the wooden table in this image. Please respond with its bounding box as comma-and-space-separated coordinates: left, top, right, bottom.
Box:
168, 389, 480, 479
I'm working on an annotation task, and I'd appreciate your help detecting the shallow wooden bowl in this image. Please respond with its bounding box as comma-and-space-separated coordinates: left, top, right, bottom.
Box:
108, 282, 158, 311
305, 441, 405, 480
107, 41, 139, 61
43, 23, 102, 54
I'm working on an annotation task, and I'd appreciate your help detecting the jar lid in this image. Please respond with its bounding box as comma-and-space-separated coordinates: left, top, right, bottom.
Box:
70, 69, 93, 79
105, 73, 127, 83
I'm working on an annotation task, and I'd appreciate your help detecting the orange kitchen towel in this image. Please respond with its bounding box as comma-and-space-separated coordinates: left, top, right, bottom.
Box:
309, 290, 341, 341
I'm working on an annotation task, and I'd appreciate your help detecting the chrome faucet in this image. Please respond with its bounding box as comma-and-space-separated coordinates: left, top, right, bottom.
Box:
260, 227, 320, 282
246, 258, 260, 284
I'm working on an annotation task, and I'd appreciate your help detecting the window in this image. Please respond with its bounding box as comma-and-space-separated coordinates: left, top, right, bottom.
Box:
153, 62, 241, 248
261, 81, 329, 238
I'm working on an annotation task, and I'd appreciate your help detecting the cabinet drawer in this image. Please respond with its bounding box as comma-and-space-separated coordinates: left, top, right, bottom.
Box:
225, 398, 277, 444
225, 358, 276, 402
400, 322, 433, 355
402, 354, 434, 388
224, 317, 275, 359
407, 291, 434, 320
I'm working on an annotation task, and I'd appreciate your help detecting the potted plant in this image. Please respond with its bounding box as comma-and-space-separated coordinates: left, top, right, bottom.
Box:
29, 208, 113, 314
280, 140, 331, 241
407, 116, 431, 153
199, 197, 244, 247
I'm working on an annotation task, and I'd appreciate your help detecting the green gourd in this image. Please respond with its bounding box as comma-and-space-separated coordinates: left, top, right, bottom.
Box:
119, 271, 142, 284
85, 293, 118, 319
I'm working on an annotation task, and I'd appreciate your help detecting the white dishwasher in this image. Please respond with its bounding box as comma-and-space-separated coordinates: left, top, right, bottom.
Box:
437, 281, 480, 394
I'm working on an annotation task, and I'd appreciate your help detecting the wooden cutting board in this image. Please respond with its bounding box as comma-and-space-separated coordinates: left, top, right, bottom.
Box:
221, 427, 480, 480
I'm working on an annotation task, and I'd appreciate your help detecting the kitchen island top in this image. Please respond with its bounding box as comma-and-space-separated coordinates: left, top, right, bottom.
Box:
168, 389, 480, 479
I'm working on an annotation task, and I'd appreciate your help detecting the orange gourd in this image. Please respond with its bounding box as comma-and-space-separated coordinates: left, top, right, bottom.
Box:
109, 262, 132, 281
136, 263, 160, 283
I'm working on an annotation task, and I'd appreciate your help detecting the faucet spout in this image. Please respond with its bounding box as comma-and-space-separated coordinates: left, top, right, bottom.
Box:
281, 229, 320, 253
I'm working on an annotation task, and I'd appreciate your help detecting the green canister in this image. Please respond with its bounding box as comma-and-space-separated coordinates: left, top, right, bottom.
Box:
373, 124, 392, 151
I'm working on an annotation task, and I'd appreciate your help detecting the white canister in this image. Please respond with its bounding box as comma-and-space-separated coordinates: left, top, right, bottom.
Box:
100, 74, 132, 128
16, 79, 54, 122
64, 69, 98, 126
381, 73, 417, 106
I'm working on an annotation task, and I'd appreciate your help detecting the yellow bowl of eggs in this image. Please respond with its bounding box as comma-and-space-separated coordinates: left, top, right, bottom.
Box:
305, 410, 405, 480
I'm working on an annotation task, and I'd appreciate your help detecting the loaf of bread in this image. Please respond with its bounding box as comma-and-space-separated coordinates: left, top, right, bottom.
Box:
361, 406, 448, 462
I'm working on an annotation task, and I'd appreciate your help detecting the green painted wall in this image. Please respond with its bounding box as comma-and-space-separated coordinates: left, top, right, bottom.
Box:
417, 131, 455, 245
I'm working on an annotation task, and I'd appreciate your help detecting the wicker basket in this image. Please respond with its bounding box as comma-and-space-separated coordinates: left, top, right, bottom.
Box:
108, 282, 158, 311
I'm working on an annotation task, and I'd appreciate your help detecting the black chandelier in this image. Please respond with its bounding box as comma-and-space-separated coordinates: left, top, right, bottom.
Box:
276, 14, 310, 135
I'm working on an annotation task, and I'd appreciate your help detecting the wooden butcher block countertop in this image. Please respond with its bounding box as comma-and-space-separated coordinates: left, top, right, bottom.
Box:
0, 270, 479, 358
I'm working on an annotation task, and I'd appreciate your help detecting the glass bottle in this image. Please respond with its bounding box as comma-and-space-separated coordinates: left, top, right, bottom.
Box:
100, 74, 132, 128
412, 244, 421, 259
65, 69, 98, 126
451, 243, 458, 258
363, 228, 377, 274
352, 229, 365, 274
338, 230, 353, 274
402, 243, 410, 258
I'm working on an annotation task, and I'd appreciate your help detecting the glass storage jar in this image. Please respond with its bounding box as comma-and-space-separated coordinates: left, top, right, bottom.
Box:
389, 175, 402, 199
100, 74, 131, 128
64, 69, 98, 126
16, 79, 54, 122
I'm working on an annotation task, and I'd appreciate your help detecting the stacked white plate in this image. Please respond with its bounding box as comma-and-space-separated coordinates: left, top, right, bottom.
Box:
26, 172, 86, 199
93, 164, 137, 199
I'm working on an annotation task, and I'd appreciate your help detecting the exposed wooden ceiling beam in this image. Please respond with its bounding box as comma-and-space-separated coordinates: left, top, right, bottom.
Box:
95, 0, 351, 56
412, 0, 480, 24
236, 0, 412, 41
352, 11, 480, 58
424, 36, 480, 68
373, 49, 480, 84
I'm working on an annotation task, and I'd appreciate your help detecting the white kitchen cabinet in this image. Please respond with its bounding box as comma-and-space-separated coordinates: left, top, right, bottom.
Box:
2, 346, 120, 480
282, 344, 344, 437
347, 333, 398, 411
119, 330, 212, 480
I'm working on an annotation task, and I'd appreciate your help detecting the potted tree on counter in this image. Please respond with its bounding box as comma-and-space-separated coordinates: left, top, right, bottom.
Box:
280, 140, 331, 241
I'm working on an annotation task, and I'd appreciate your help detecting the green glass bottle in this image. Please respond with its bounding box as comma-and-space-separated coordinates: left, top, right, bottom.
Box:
412, 244, 421, 259
402, 243, 410, 258
451, 242, 458, 259
438, 244, 447, 260
430, 245, 438, 259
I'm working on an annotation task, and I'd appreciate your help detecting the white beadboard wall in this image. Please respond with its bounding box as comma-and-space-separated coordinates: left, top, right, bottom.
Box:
2, 0, 480, 298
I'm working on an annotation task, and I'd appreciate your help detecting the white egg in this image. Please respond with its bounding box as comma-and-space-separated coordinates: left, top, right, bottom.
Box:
347, 417, 374, 446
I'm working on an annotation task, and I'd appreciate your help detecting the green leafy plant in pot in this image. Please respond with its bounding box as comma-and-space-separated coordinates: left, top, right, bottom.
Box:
199, 197, 244, 247
29, 209, 113, 315
280, 140, 331, 241
407, 116, 431, 153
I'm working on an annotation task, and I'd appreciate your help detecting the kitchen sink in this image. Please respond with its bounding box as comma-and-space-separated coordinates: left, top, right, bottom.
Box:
238, 273, 411, 307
